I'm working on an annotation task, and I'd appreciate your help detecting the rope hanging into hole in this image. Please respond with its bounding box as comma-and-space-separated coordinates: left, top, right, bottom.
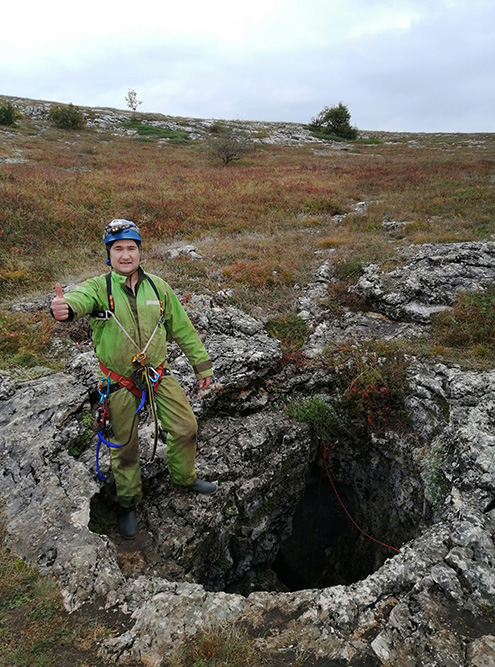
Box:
320, 440, 400, 554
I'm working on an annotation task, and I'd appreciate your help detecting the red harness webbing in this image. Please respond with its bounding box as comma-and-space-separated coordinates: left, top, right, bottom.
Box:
99, 361, 165, 398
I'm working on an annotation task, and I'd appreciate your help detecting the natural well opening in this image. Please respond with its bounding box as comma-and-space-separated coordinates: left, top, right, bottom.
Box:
89, 421, 429, 595
271, 440, 427, 591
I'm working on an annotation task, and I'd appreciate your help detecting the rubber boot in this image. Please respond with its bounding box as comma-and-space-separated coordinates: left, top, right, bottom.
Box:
184, 479, 218, 495
117, 503, 137, 539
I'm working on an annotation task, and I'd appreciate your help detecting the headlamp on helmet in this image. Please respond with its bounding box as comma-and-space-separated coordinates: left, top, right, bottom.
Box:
103, 219, 142, 247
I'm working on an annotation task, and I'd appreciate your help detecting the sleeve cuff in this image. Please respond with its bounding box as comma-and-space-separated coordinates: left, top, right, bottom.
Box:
193, 360, 213, 378
49, 305, 75, 321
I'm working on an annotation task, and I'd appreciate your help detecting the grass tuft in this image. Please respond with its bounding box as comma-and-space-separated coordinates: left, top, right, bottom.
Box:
265, 313, 308, 353
431, 286, 495, 354
122, 120, 191, 143
164, 623, 272, 667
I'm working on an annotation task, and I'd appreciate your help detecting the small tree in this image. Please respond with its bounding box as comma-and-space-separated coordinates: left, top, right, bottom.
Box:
125, 89, 142, 112
310, 102, 358, 140
0, 102, 22, 126
206, 123, 254, 165
49, 103, 85, 129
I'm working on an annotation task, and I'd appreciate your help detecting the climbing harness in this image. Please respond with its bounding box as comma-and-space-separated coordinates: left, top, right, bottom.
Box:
94, 360, 167, 482
320, 439, 399, 554
94, 376, 142, 481
93, 272, 168, 481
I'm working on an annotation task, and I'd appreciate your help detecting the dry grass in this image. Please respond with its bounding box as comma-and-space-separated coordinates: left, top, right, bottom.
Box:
1, 121, 494, 366
164, 622, 273, 667
0, 527, 120, 666
2, 124, 494, 315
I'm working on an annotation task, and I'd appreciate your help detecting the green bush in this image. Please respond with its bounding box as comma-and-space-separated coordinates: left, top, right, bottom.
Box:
49, 103, 86, 129
310, 102, 358, 140
0, 102, 22, 126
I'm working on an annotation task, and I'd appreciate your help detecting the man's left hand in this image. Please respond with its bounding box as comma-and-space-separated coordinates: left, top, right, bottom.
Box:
198, 377, 212, 391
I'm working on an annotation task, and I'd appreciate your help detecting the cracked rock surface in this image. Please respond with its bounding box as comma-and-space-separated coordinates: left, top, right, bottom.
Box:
1, 242, 495, 665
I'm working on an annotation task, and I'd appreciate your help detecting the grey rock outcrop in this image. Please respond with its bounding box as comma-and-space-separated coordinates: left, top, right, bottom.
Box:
354, 241, 495, 322
1, 241, 495, 665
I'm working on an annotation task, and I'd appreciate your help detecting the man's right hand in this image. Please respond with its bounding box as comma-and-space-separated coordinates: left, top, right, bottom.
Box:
51, 283, 69, 321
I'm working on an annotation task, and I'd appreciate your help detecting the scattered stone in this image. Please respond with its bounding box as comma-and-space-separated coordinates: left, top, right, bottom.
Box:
166, 244, 203, 260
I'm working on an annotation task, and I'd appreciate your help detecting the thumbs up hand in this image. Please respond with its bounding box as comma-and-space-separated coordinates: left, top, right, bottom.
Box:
51, 283, 69, 321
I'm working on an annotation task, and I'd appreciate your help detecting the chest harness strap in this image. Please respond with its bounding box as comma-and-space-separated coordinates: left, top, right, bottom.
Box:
92, 272, 165, 358
93, 272, 168, 482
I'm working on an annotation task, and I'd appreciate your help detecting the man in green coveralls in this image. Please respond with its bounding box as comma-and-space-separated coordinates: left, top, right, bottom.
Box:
51, 219, 217, 539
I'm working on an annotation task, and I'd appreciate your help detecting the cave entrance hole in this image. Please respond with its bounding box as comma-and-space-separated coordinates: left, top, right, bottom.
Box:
88, 424, 427, 594
270, 442, 425, 591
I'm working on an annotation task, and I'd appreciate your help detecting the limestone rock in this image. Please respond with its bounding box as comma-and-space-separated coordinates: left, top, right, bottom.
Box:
354, 241, 495, 322
1, 241, 495, 665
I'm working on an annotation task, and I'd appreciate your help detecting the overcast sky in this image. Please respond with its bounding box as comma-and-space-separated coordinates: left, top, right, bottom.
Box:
2, 0, 494, 132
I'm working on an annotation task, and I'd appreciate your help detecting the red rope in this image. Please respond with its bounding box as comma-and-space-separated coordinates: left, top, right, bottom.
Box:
321, 441, 400, 554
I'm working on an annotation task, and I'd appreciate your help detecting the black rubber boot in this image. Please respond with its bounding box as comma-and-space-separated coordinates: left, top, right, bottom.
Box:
117, 504, 137, 539
184, 479, 218, 495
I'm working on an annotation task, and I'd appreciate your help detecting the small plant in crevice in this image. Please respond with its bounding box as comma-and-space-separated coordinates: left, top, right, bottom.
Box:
332, 257, 365, 283
69, 410, 95, 458
287, 396, 344, 445
325, 280, 369, 315
265, 313, 308, 354
431, 285, 495, 356
324, 340, 411, 436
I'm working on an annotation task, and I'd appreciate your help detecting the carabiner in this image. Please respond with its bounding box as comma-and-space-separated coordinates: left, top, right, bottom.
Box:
98, 377, 111, 400
95, 405, 107, 428
148, 366, 160, 385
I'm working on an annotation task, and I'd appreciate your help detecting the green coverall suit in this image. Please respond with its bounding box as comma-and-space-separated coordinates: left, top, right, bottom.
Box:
64, 267, 213, 505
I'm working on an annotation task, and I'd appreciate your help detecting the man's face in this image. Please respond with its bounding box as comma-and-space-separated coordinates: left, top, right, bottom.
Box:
109, 240, 140, 276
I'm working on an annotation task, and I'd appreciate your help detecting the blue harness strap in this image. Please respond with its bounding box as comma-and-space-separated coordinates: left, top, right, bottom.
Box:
95, 365, 161, 482
95, 369, 148, 482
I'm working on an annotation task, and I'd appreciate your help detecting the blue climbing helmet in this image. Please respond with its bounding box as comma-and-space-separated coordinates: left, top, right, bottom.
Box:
103, 219, 142, 247
104, 219, 142, 267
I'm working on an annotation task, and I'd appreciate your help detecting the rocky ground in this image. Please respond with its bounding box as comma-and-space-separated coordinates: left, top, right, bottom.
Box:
1, 241, 495, 665
0, 94, 322, 147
